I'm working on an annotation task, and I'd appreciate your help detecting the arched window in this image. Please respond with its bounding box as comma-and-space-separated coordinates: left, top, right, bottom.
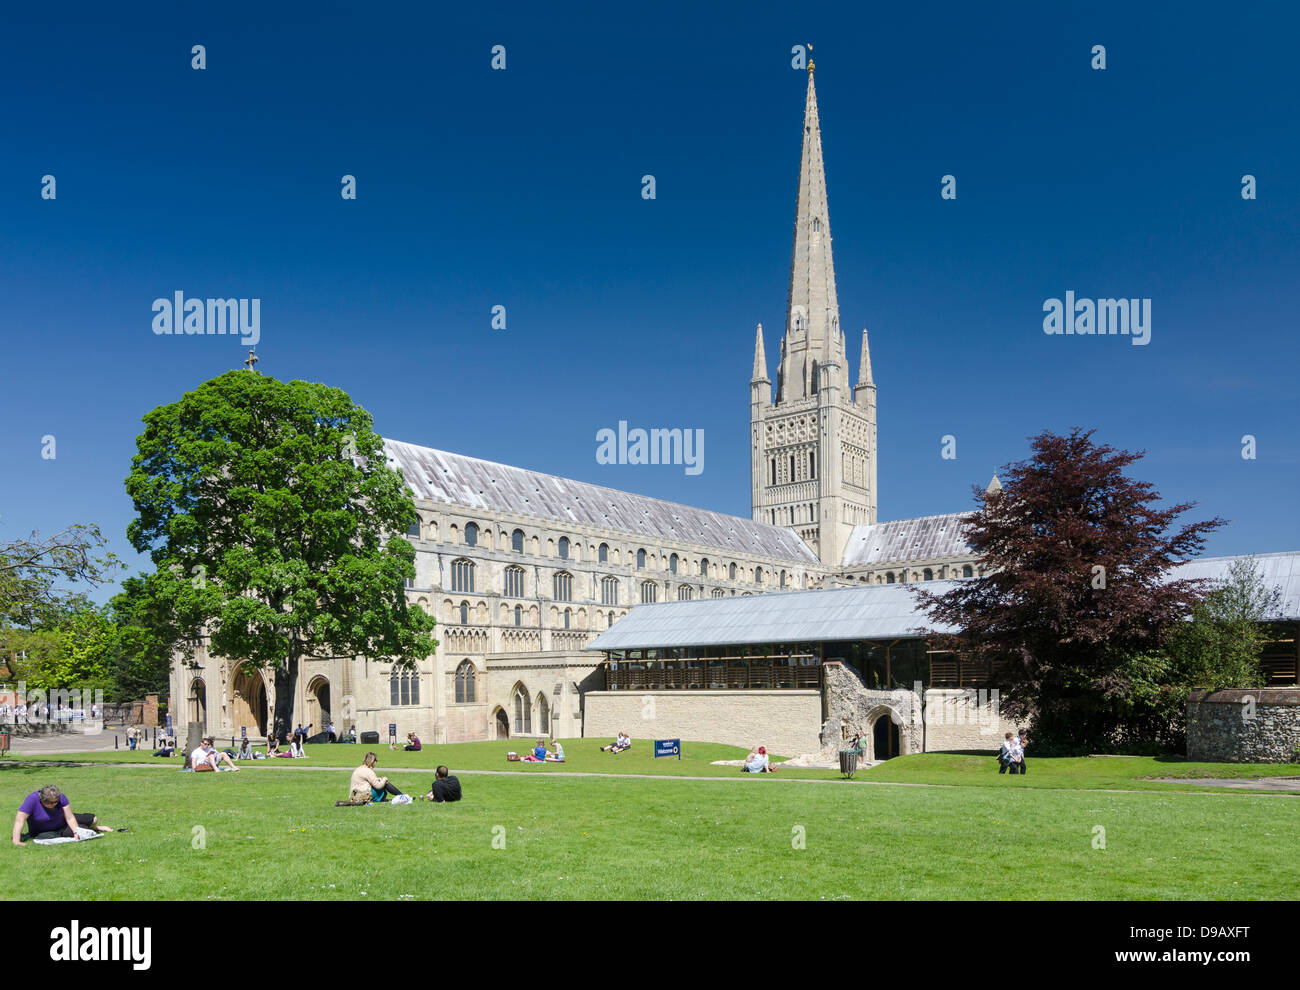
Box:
677, 586, 693, 601
636, 549, 646, 569
601, 576, 619, 606
513, 686, 531, 734
700, 558, 709, 578
923, 568, 934, 582
729, 562, 737, 580
406, 519, 420, 538
538, 694, 550, 735
464, 522, 478, 547
598, 542, 609, 563
459, 601, 469, 625
455, 661, 476, 703
607, 610, 615, 627
711, 588, 726, 598
553, 571, 572, 602
558, 537, 570, 559
511, 529, 524, 553
962, 564, 974, 578
770, 458, 776, 485
514, 604, 522, 627
405, 575, 415, 590
563, 608, 571, 629
755, 567, 764, 584
451, 558, 474, 593
780, 570, 787, 589
810, 452, 816, 479
886, 572, 895, 584
390, 670, 418, 706
640, 580, 657, 604
790, 455, 796, 479
669, 553, 678, 574
504, 565, 525, 598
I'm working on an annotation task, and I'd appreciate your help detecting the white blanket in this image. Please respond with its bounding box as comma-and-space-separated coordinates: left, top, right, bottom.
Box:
32, 826, 103, 845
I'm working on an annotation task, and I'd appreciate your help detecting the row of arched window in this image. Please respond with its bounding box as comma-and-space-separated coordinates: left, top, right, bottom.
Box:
768, 451, 816, 486
447, 557, 798, 598
879, 564, 975, 584
389, 671, 420, 706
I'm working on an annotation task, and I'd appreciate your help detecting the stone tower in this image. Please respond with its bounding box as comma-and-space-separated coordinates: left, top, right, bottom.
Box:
751, 63, 877, 565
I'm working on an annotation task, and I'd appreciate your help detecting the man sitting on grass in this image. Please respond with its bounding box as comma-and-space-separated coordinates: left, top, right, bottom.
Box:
601, 732, 630, 753
338, 752, 404, 805
12, 785, 116, 844
191, 738, 239, 772
422, 765, 462, 803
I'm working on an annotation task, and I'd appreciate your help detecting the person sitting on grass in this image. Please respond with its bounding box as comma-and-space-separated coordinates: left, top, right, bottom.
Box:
338, 752, 404, 806
601, 732, 631, 753
237, 738, 253, 760
392, 731, 421, 752
521, 738, 548, 762
741, 746, 772, 773
12, 785, 115, 845
152, 737, 175, 758
191, 738, 240, 772
545, 739, 565, 762
289, 736, 307, 759
421, 765, 462, 803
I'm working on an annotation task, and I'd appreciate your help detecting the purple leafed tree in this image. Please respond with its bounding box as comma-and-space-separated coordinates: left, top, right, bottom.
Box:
911, 428, 1225, 753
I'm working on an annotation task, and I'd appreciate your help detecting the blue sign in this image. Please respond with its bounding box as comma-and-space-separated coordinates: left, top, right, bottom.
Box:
654, 738, 681, 760
388, 723, 397, 740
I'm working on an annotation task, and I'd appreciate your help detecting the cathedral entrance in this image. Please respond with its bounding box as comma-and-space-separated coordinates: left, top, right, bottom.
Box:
872, 711, 901, 761
305, 676, 331, 736
189, 679, 207, 729
231, 667, 268, 737
494, 707, 509, 739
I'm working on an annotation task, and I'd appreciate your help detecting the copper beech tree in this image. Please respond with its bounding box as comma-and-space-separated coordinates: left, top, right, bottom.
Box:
912, 429, 1224, 754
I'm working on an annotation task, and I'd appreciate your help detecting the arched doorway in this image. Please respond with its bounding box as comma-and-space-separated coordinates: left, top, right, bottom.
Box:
871, 710, 902, 761
493, 707, 509, 739
189, 678, 207, 729
231, 666, 268, 737
305, 676, 331, 736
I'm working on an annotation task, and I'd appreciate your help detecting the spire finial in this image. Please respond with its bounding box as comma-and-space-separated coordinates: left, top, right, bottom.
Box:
807, 43, 814, 74
244, 348, 259, 374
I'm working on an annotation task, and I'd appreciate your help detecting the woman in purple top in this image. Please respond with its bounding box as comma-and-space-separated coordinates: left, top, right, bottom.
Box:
12, 785, 114, 845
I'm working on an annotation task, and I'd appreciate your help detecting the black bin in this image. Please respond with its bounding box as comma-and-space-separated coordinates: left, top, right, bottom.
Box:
839, 749, 859, 777
359, 731, 380, 744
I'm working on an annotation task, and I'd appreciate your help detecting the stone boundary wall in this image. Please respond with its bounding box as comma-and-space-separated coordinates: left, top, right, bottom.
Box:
582, 690, 822, 758
923, 688, 1008, 752
1187, 688, 1300, 763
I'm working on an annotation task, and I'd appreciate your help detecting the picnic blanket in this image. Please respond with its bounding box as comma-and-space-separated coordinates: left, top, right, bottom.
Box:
33, 827, 103, 846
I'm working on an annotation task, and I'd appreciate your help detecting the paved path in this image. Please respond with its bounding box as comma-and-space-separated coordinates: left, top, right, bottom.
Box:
5, 758, 1300, 796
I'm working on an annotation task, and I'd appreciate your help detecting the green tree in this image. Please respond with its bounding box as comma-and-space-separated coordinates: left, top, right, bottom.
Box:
0, 525, 119, 628
1165, 556, 1280, 692
124, 371, 438, 739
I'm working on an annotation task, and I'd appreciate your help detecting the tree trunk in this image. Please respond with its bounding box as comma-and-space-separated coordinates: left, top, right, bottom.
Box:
272, 642, 300, 742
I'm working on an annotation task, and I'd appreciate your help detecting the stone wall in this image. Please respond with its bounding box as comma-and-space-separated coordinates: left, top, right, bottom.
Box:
1187, 689, 1300, 763
818, 662, 921, 760
923, 688, 1007, 752
582, 689, 822, 757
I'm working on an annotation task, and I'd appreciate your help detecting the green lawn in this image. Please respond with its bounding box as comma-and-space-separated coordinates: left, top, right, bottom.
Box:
2, 744, 1298, 900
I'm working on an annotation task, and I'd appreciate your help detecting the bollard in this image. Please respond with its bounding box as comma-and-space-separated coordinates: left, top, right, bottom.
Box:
115, 734, 119, 750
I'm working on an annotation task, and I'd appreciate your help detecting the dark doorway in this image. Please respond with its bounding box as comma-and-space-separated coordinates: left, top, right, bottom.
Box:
495, 708, 509, 739
873, 713, 901, 760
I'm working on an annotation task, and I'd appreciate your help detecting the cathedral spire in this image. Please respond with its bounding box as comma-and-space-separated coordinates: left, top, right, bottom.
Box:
856, 328, 873, 386
752, 323, 768, 382
779, 60, 842, 403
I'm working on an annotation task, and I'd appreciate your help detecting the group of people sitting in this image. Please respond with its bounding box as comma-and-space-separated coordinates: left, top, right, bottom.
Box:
742, 745, 778, 773
599, 732, 631, 754
521, 738, 564, 762
336, 752, 463, 805
189, 737, 241, 772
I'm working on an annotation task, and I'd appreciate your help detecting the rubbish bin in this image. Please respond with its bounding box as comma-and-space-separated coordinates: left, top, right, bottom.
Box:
359, 730, 380, 745
839, 749, 859, 778
0, 730, 10, 755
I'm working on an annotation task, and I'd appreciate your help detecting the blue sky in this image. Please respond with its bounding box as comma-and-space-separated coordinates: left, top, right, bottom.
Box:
2, 1, 1297, 601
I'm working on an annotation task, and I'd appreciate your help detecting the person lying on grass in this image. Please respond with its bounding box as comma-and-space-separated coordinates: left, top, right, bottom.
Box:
420, 765, 462, 803
545, 739, 565, 762
13, 784, 115, 845
337, 752, 405, 806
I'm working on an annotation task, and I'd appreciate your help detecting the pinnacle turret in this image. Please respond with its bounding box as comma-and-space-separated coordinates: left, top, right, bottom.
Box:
752, 323, 768, 382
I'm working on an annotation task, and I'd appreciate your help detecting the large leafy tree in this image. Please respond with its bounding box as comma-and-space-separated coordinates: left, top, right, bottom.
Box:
125, 370, 437, 739
912, 428, 1224, 753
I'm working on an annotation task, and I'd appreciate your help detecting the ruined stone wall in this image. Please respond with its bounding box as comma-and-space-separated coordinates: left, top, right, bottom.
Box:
1186, 689, 1300, 763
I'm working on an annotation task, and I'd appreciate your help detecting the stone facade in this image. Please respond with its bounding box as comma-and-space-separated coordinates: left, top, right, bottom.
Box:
583, 689, 823, 758
1186, 689, 1300, 763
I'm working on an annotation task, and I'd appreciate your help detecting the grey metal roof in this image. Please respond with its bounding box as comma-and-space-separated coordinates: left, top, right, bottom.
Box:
585, 551, 1300, 651
383, 438, 819, 563
585, 581, 961, 651
842, 512, 974, 567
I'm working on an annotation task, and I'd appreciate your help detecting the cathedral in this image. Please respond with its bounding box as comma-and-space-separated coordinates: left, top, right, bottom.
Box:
173, 65, 989, 746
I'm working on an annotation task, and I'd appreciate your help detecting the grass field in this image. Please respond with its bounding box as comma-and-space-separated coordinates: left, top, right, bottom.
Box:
4, 741, 1298, 900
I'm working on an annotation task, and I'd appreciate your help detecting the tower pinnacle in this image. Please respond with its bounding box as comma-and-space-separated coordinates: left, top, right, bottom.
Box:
752, 323, 769, 382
